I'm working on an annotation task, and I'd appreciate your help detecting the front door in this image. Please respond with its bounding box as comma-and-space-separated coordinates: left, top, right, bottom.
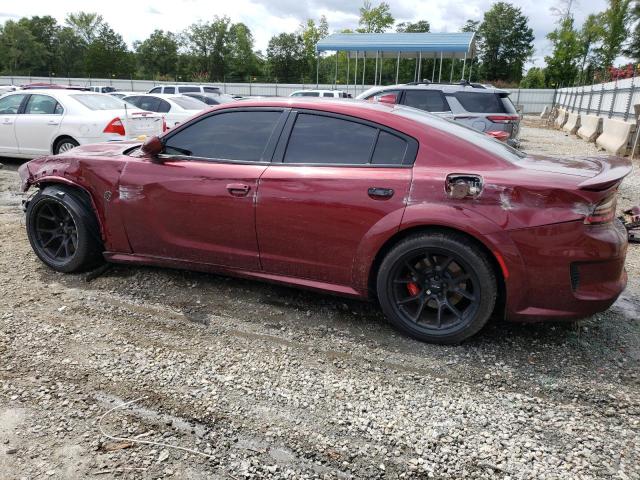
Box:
15, 94, 63, 156
119, 108, 287, 270
0, 94, 27, 155
256, 111, 416, 286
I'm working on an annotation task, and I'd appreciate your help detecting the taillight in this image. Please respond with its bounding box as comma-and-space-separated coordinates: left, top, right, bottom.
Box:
584, 195, 617, 225
103, 117, 126, 136
485, 130, 510, 142
487, 115, 519, 124
162, 117, 167, 132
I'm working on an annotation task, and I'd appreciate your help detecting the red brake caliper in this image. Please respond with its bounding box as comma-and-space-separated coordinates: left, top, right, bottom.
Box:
407, 282, 420, 296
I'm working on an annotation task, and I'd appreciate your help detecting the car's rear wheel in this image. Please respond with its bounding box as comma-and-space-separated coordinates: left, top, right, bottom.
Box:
53, 137, 79, 155
26, 186, 103, 273
377, 232, 497, 344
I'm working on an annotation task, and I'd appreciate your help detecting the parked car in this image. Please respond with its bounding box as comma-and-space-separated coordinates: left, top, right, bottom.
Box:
290, 89, 352, 98
20, 83, 88, 91
183, 92, 236, 106
0, 90, 164, 158
0, 85, 18, 95
87, 86, 117, 93
17, 99, 629, 344
357, 81, 520, 146
147, 85, 221, 95
122, 94, 207, 127
109, 91, 138, 100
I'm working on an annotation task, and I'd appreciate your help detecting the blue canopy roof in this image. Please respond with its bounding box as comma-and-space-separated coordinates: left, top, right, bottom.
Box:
316, 32, 475, 57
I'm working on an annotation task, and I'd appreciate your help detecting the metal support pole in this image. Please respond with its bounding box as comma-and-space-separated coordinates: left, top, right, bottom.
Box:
346, 53, 350, 96
362, 51, 366, 89
414, 54, 418, 82
438, 52, 443, 83
316, 53, 319, 88
374, 51, 378, 86
396, 52, 400, 84
354, 51, 358, 95
431, 53, 436, 82
450, 57, 455, 82
417, 52, 422, 82
379, 56, 383, 85
334, 51, 338, 89
461, 53, 467, 81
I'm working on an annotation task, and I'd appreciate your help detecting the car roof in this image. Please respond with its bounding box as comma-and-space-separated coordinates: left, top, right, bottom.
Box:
360, 83, 508, 96
4, 89, 108, 97
124, 93, 187, 98
291, 90, 345, 94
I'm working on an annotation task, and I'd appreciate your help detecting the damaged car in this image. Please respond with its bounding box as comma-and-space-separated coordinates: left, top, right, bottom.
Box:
18, 99, 630, 344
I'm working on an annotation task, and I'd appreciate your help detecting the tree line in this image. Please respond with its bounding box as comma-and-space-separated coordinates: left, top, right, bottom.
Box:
0, 1, 637, 88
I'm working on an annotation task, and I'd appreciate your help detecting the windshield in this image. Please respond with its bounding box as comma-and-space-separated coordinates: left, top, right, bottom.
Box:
393, 106, 526, 162
71, 94, 127, 110
170, 96, 207, 110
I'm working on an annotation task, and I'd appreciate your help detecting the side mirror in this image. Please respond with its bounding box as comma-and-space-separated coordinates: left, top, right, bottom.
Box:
377, 93, 397, 105
141, 135, 163, 157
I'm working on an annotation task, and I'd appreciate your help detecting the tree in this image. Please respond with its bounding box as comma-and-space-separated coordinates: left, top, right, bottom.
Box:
65, 12, 104, 44
18, 16, 59, 74
135, 30, 178, 78
227, 23, 260, 80
266, 33, 304, 82
85, 24, 133, 77
594, 0, 632, 70
56, 27, 87, 76
461, 20, 480, 33
0, 20, 47, 74
577, 14, 604, 83
183, 17, 232, 81
396, 20, 430, 33
625, 0, 640, 61
520, 67, 546, 87
300, 17, 329, 81
544, 16, 581, 86
476, 2, 534, 83
358, 1, 394, 33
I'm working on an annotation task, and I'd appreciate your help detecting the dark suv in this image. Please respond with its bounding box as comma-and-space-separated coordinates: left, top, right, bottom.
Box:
357, 82, 520, 146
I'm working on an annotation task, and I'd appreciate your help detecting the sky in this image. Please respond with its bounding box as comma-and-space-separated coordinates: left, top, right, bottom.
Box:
0, 0, 612, 68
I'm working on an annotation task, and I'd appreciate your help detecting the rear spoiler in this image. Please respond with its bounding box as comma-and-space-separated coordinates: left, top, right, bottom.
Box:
578, 156, 633, 190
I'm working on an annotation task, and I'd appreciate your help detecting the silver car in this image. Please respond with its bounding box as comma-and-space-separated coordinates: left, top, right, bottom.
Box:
357, 81, 520, 146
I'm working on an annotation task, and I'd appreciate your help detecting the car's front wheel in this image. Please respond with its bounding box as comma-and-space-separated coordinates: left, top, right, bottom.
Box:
377, 232, 497, 344
26, 186, 103, 273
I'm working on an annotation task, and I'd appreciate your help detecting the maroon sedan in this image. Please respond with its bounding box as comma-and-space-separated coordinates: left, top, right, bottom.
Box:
18, 99, 630, 343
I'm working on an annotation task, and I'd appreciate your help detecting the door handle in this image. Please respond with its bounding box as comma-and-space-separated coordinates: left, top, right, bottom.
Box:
47, 120, 60, 125
226, 183, 251, 196
368, 187, 394, 200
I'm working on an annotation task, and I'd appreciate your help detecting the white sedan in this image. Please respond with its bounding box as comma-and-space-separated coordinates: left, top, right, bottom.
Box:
122, 94, 207, 127
0, 90, 164, 158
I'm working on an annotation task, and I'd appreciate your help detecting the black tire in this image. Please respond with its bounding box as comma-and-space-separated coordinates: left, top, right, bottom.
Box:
26, 186, 104, 273
376, 232, 497, 344
53, 137, 79, 155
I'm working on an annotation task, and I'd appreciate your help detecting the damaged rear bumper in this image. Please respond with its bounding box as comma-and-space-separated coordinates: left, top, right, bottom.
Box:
498, 219, 628, 322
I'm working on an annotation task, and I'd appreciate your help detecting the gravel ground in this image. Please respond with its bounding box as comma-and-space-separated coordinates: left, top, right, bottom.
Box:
0, 119, 639, 479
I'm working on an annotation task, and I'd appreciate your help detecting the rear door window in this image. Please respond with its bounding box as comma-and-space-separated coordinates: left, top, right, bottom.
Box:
203, 87, 221, 93
403, 90, 450, 112
178, 86, 200, 93
453, 92, 507, 113
371, 131, 407, 165
163, 110, 282, 161
164, 87, 175, 94
283, 114, 378, 165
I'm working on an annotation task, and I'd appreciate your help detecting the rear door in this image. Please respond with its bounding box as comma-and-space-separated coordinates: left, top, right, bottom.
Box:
0, 93, 27, 155
15, 94, 64, 156
256, 110, 416, 286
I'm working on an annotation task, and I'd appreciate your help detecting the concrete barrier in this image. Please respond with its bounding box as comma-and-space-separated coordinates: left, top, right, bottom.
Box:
562, 112, 580, 134
540, 105, 550, 119
577, 115, 603, 142
596, 118, 635, 155
554, 109, 568, 129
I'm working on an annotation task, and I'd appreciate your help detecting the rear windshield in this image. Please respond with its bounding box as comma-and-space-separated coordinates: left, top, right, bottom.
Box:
452, 92, 507, 113
177, 86, 201, 93
394, 106, 526, 163
170, 96, 207, 109
203, 87, 221, 93
71, 94, 126, 110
